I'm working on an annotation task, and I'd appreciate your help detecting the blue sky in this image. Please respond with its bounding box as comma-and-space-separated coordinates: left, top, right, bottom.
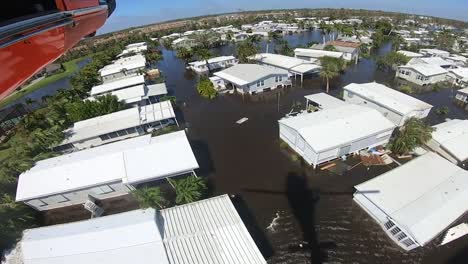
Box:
99, 0, 468, 34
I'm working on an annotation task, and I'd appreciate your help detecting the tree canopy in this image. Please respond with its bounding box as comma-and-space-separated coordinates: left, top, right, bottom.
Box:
389, 118, 434, 155
236, 40, 259, 63
66, 94, 126, 123
197, 76, 218, 99
319, 56, 343, 93
168, 176, 207, 205
377, 52, 410, 71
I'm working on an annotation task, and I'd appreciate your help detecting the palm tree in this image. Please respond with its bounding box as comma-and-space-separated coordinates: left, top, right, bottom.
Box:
389, 118, 434, 155
194, 47, 213, 72
236, 40, 259, 63
176, 47, 194, 64
169, 176, 207, 205
319, 56, 340, 93
132, 186, 167, 209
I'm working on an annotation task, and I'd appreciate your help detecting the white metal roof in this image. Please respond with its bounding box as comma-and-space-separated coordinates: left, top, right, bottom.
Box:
408, 57, 454, 67
294, 48, 344, 59
355, 152, 468, 245
420, 48, 450, 57
458, 87, 468, 95
16, 131, 198, 201
397, 50, 423, 58
214, 64, 288, 86
343, 82, 433, 115
20, 209, 168, 264
99, 55, 146, 77
91, 75, 146, 96
161, 195, 267, 264
449, 68, 468, 81
107, 84, 146, 103
399, 63, 448, 77
145, 83, 168, 97
304, 93, 347, 109
126, 42, 147, 48
432, 119, 468, 162
278, 104, 395, 152
61, 101, 175, 144
189, 56, 237, 67
249, 53, 320, 74
15, 195, 266, 264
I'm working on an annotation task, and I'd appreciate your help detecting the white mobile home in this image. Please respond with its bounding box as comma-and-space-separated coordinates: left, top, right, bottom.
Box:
396, 64, 448, 86
249, 53, 320, 83
304, 93, 347, 111
214, 64, 290, 94
89, 75, 168, 106
455, 88, 468, 104
447, 68, 468, 88
326, 41, 361, 63
16, 131, 199, 211
446, 54, 467, 67
99, 54, 146, 82
278, 104, 395, 168
354, 152, 468, 251
426, 119, 468, 165
408, 57, 455, 69
188, 56, 238, 73
343, 83, 433, 126
397, 50, 423, 58
172, 37, 196, 49
294, 48, 344, 62
55, 101, 177, 152
419, 48, 450, 58
117, 42, 148, 57
7, 195, 266, 264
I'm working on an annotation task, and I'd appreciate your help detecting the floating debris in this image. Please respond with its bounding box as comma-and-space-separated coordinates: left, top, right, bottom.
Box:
236, 117, 249, 124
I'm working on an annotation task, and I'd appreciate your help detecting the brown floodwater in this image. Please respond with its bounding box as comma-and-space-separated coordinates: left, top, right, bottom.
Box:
160, 33, 468, 264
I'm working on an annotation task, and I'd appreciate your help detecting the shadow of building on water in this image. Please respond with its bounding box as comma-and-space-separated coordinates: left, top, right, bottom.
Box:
231, 194, 274, 260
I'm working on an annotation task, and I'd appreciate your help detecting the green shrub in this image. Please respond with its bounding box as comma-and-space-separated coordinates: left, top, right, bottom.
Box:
280, 141, 289, 149
436, 106, 450, 116
151, 125, 179, 137
399, 85, 413, 94
197, 77, 218, 99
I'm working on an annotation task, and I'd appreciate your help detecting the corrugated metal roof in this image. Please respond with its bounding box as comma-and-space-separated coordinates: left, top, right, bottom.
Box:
355, 152, 468, 245
15, 195, 266, 264
161, 195, 267, 264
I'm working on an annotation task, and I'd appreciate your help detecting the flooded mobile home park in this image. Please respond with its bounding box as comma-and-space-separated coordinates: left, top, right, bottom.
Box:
150, 32, 468, 263
3, 16, 468, 264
